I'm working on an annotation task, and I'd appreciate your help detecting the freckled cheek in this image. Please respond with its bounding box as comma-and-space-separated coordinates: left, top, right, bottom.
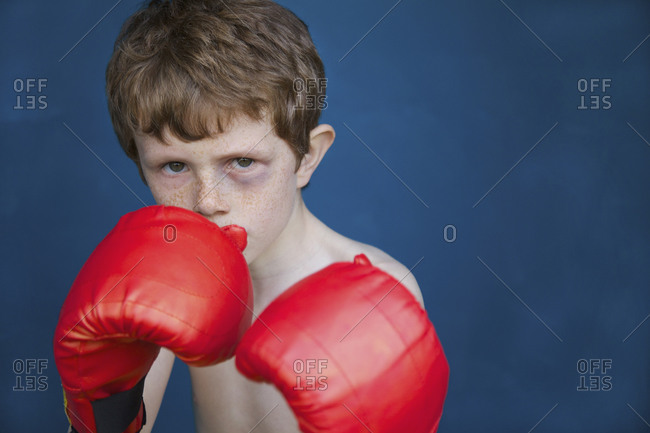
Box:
233, 177, 277, 224
147, 178, 195, 209
240, 168, 296, 237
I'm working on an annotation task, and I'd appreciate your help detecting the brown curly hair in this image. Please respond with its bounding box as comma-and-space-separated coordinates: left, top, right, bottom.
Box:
106, 0, 326, 181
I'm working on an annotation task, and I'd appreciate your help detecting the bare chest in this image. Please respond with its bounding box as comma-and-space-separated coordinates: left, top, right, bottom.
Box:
190, 359, 300, 433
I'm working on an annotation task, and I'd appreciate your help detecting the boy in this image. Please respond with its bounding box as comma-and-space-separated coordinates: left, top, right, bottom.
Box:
58, 0, 448, 431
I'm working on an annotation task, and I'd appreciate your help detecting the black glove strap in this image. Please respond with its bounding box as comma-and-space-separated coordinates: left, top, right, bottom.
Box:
70, 376, 147, 433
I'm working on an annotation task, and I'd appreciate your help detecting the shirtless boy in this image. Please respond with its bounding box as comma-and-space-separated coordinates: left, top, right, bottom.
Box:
54, 1, 449, 432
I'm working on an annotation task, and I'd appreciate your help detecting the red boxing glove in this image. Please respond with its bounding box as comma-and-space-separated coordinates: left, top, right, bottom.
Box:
54, 206, 252, 433
235, 254, 449, 433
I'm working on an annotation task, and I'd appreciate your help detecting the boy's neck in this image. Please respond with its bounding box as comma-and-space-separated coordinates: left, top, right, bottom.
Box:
247, 192, 326, 293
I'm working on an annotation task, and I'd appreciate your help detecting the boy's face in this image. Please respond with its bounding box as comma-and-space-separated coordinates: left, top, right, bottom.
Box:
134, 116, 300, 264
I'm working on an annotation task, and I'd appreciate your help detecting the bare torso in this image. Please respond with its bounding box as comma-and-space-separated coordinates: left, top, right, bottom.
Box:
190, 222, 423, 432
191, 358, 300, 433
143, 208, 424, 433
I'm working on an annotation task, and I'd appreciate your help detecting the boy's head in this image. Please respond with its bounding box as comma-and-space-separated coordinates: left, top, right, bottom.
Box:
106, 0, 326, 182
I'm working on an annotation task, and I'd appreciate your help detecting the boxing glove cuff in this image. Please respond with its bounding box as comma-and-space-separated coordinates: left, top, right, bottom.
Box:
66, 376, 146, 433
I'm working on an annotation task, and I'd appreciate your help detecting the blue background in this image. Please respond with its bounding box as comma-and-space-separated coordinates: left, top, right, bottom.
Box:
1, 1, 649, 431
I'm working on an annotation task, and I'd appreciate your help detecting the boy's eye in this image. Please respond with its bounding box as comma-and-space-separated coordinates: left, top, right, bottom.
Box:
235, 158, 254, 168
165, 162, 186, 173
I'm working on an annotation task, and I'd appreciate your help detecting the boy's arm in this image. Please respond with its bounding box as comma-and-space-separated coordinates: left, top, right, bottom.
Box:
140, 348, 175, 433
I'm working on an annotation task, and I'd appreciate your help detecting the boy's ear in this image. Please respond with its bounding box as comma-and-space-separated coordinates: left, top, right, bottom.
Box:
297, 124, 335, 188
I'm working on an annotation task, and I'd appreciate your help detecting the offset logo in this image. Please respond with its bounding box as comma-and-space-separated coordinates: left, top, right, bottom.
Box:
13, 78, 48, 110
13, 359, 48, 391
577, 78, 612, 110
163, 224, 177, 243
293, 359, 328, 391
293, 78, 328, 110
443, 225, 457, 243
577, 359, 612, 391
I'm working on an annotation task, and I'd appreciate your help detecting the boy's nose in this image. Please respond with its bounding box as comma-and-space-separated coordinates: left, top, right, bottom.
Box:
193, 178, 230, 217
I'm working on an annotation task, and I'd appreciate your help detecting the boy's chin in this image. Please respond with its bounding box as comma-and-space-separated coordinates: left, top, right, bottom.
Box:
241, 244, 258, 266
241, 241, 273, 269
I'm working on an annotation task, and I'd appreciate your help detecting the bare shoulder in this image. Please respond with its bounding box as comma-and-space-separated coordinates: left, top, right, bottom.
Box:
322, 232, 426, 308
354, 242, 425, 308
